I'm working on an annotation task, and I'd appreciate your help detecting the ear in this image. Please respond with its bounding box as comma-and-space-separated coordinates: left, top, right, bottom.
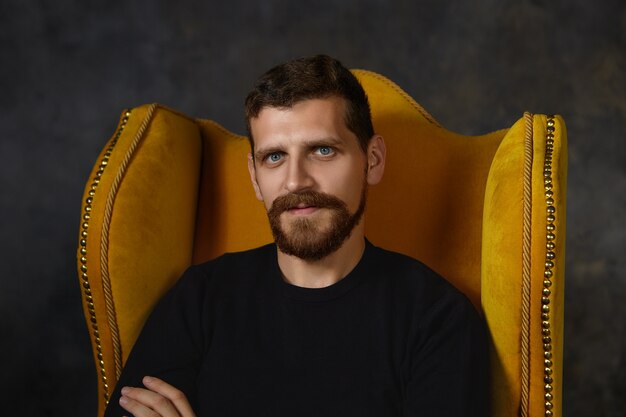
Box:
247, 153, 264, 201
366, 135, 386, 185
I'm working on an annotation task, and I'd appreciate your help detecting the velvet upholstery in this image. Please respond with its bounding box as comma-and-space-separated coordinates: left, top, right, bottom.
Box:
77, 70, 567, 417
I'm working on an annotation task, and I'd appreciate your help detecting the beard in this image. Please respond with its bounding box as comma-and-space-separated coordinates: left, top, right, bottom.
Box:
267, 186, 367, 261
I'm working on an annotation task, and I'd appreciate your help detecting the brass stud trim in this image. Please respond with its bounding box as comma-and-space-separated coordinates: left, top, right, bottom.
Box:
542, 115, 558, 417
79, 109, 131, 406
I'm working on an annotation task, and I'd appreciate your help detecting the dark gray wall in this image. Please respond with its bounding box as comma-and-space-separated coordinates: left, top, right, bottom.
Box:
1, 0, 624, 415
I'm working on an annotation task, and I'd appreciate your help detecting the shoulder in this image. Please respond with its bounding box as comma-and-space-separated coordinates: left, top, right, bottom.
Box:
175, 243, 276, 295
365, 242, 449, 290
192, 243, 275, 274
364, 241, 474, 315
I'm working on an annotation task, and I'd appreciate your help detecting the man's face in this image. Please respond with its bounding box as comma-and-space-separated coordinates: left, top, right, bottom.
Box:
247, 97, 371, 261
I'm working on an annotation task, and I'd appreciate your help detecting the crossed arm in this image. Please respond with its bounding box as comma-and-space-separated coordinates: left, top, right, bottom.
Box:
118, 376, 196, 417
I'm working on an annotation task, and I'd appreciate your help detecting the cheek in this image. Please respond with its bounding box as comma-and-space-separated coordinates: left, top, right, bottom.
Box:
322, 169, 365, 207
254, 174, 281, 207
259, 189, 276, 211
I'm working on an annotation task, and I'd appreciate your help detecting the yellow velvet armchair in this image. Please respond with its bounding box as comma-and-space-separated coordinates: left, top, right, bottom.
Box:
77, 70, 567, 417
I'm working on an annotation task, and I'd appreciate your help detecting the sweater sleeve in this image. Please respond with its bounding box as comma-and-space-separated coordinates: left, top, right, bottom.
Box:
103, 265, 210, 417
404, 291, 489, 417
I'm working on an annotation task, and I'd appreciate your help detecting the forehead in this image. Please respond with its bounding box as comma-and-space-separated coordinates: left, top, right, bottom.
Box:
250, 97, 357, 149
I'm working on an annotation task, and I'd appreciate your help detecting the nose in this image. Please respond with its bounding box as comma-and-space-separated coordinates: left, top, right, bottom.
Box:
284, 157, 314, 193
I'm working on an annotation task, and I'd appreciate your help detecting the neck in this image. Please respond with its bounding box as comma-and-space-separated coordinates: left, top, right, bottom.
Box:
277, 226, 366, 288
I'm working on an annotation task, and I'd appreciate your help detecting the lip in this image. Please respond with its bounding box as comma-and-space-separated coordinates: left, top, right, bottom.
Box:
287, 205, 319, 215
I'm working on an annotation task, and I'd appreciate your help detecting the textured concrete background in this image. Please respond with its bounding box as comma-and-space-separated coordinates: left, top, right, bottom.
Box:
1, 0, 624, 415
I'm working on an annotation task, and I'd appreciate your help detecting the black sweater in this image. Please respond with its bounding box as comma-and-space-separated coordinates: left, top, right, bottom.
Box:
105, 241, 487, 417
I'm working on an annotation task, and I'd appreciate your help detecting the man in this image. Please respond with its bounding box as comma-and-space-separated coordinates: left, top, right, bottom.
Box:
105, 55, 487, 417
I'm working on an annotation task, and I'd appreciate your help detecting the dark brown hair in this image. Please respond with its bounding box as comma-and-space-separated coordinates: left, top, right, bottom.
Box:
244, 55, 374, 152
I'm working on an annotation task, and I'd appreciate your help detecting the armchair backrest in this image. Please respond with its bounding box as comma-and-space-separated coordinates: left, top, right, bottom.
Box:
78, 70, 566, 417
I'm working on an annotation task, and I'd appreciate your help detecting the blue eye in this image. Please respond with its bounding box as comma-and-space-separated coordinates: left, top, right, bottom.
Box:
317, 146, 333, 156
266, 153, 282, 163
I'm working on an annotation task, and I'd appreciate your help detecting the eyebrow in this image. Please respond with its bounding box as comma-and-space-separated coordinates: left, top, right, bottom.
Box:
254, 137, 345, 161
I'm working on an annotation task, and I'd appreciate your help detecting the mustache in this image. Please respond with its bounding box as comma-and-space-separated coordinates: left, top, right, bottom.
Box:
268, 191, 348, 216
